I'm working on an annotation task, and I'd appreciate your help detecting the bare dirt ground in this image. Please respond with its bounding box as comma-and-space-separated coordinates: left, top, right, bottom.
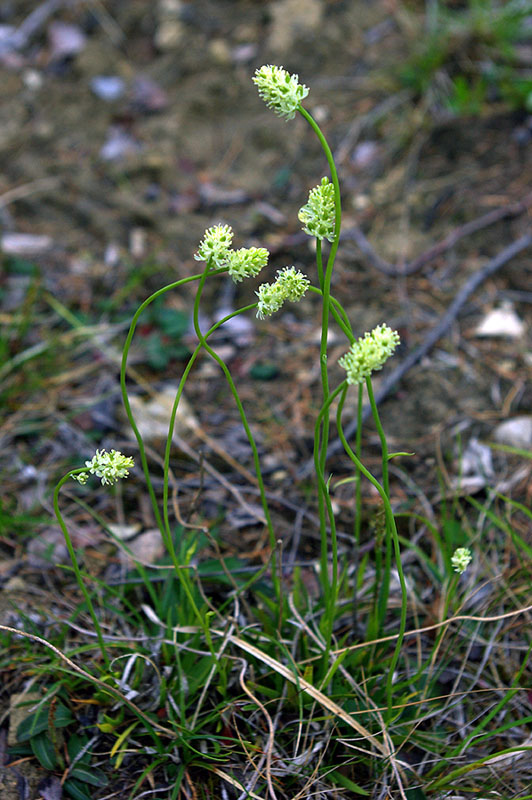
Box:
1, 1, 531, 797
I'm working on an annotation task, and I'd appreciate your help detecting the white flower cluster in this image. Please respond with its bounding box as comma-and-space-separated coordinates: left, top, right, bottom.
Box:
253, 65, 309, 121
73, 449, 135, 487
338, 324, 400, 385
194, 225, 269, 283
256, 267, 310, 319
451, 547, 472, 574
298, 177, 336, 242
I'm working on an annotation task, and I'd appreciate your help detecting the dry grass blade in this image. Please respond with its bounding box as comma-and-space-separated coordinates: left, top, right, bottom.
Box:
0, 624, 178, 738
332, 603, 532, 655
140, 606, 388, 753
238, 660, 278, 800
223, 631, 389, 756
206, 766, 267, 800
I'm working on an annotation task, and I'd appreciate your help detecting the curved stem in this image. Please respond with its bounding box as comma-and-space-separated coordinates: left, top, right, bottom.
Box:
120, 270, 226, 536
53, 471, 110, 668
192, 265, 280, 603
313, 382, 346, 658
308, 287, 353, 342
161, 303, 258, 551
336, 387, 408, 718
366, 376, 392, 631
298, 107, 343, 607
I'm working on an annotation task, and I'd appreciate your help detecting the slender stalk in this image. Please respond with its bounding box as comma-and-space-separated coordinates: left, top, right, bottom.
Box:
120, 271, 225, 536
53, 471, 110, 668
120, 270, 228, 634
298, 106, 343, 607
366, 376, 392, 632
313, 382, 346, 660
316, 238, 324, 292
192, 264, 280, 602
336, 387, 408, 717
352, 382, 363, 632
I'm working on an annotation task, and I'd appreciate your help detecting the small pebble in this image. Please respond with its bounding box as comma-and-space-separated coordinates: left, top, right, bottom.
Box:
91, 75, 126, 101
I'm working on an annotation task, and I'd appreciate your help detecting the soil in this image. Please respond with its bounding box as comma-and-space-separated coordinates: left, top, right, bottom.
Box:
1, 1, 531, 797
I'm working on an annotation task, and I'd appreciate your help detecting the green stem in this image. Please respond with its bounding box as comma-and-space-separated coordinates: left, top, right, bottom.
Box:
314, 382, 346, 660
316, 238, 324, 292
298, 106, 343, 613
120, 269, 228, 633
352, 382, 363, 631
161, 303, 258, 554
192, 264, 280, 603
366, 376, 392, 632
336, 386, 408, 718
354, 383, 363, 546
120, 271, 225, 537
53, 471, 110, 668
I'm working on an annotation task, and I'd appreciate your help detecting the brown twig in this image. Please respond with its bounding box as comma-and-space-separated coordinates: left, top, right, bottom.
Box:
342, 193, 532, 276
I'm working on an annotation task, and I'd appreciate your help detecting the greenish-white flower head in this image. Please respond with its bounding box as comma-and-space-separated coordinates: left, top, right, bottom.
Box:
451, 547, 472, 574
256, 281, 285, 320
256, 266, 310, 319
338, 324, 400, 385
253, 65, 309, 121
275, 266, 310, 301
73, 449, 135, 487
194, 224, 233, 268
226, 247, 269, 283
298, 177, 336, 242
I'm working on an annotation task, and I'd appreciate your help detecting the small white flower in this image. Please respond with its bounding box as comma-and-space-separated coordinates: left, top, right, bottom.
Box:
83, 449, 135, 486
72, 472, 89, 485
451, 547, 472, 574
194, 225, 233, 268
253, 65, 309, 121
339, 324, 400, 385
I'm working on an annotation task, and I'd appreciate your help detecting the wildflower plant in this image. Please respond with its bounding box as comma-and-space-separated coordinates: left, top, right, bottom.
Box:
43, 63, 490, 798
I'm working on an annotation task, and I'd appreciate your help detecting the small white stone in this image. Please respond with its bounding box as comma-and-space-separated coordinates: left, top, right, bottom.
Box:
475, 302, 526, 338
493, 417, 532, 449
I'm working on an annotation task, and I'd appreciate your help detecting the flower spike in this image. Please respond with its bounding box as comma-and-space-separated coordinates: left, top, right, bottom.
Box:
339, 324, 400, 385
451, 547, 472, 574
299, 177, 336, 242
194, 225, 233, 268
73, 449, 135, 487
256, 266, 310, 319
226, 247, 269, 283
253, 65, 309, 121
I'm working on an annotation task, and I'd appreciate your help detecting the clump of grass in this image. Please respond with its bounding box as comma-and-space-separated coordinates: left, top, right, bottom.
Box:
1, 64, 531, 800
400, 0, 532, 116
